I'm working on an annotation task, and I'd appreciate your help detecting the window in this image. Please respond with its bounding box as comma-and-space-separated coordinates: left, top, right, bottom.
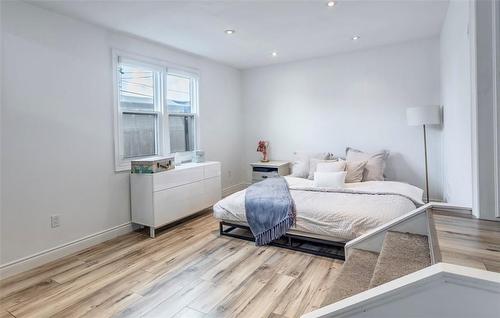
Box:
167, 73, 197, 153
113, 53, 199, 171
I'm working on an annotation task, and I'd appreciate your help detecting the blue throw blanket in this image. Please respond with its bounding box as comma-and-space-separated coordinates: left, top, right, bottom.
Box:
245, 176, 296, 246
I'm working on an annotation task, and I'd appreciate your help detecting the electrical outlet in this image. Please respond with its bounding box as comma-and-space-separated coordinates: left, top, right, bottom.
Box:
50, 215, 61, 228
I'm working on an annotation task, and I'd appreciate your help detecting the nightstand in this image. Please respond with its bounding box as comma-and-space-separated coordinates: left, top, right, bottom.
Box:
250, 161, 290, 183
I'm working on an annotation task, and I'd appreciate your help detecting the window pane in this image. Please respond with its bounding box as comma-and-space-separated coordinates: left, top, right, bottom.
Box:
167, 74, 192, 113
119, 64, 155, 111
169, 115, 195, 153
122, 113, 157, 159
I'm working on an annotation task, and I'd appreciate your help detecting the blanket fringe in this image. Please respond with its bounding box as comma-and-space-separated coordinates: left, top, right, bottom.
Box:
255, 216, 295, 246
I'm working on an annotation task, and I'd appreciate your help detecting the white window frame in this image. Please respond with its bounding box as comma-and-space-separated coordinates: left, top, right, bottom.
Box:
112, 50, 200, 171
166, 69, 200, 161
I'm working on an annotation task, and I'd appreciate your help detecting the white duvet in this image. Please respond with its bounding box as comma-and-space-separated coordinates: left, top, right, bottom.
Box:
213, 176, 424, 242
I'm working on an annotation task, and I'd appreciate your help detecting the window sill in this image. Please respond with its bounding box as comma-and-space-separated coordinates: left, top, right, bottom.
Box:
115, 161, 131, 172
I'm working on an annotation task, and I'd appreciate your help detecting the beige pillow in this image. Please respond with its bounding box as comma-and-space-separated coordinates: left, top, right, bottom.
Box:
308, 158, 339, 180
344, 160, 367, 183
316, 161, 346, 173
346, 147, 389, 181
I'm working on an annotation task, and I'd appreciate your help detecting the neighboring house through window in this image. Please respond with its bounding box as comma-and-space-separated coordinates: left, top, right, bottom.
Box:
113, 52, 199, 171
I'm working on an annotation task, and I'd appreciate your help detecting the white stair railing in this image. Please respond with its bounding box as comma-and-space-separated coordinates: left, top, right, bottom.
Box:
302, 263, 500, 318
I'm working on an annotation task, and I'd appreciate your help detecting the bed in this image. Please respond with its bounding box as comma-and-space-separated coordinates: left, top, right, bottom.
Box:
213, 176, 424, 258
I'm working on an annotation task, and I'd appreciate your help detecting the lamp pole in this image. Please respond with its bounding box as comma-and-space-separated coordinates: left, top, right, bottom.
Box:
423, 124, 430, 203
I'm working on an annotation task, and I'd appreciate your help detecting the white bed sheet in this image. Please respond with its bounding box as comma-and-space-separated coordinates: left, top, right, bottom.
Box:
213, 177, 423, 242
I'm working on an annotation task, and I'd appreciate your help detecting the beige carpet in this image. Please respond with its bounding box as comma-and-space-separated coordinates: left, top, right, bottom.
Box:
369, 231, 431, 288
322, 248, 379, 305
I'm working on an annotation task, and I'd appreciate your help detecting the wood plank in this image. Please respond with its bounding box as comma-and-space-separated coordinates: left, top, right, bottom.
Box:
0, 212, 341, 318
172, 307, 206, 318
432, 211, 500, 274
188, 247, 277, 314
272, 257, 335, 317
235, 274, 295, 318
206, 249, 289, 317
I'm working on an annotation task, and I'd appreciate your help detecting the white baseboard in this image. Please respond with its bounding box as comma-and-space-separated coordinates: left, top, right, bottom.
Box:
222, 183, 248, 197
0, 222, 134, 279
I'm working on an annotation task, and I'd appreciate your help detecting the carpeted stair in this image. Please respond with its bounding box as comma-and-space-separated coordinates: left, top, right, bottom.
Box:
323, 248, 379, 305
323, 231, 431, 306
369, 231, 431, 288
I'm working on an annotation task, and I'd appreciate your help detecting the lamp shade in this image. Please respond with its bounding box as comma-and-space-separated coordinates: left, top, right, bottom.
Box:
406, 105, 441, 126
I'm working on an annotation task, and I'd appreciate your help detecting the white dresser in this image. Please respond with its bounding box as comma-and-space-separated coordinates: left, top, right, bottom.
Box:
131, 161, 222, 237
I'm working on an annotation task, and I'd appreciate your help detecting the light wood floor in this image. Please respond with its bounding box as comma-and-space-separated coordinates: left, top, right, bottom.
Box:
0, 212, 343, 318
433, 211, 500, 273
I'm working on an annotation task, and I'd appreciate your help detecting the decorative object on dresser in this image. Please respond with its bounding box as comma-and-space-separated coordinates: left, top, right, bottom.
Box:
131, 155, 175, 174
131, 161, 221, 237
406, 105, 442, 203
250, 161, 290, 183
256, 140, 270, 162
192, 150, 205, 163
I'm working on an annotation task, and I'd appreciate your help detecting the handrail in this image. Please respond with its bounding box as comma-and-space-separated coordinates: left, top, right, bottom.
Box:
302, 263, 500, 318
344, 203, 431, 257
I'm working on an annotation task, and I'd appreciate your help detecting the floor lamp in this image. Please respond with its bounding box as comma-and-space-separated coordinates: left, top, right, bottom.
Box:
406, 106, 442, 203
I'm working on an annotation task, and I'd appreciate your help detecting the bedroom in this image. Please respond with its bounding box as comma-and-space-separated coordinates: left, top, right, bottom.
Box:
1, 0, 499, 317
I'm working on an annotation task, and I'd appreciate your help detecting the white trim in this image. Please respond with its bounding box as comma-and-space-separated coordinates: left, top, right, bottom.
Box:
494, 0, 500, 218
470, 0, 480, 218
302, 263, 500, 318
222, 183, 248, 197
429, 202, 473, 214
0, 222, 133, 279
112, 49, 200, 77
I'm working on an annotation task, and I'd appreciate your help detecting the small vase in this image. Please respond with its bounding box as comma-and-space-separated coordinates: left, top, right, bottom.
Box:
261, 151, 269, 162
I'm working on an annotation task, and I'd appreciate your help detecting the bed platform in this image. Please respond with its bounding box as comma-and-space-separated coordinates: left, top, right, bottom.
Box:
219, 221, 346, 260
215, 176, 424, 261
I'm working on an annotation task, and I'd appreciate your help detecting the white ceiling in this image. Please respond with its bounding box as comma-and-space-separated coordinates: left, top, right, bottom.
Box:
30, 0, 449, 69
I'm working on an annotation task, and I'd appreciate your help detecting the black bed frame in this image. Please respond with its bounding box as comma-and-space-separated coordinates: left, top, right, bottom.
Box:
219, 221, 346, 260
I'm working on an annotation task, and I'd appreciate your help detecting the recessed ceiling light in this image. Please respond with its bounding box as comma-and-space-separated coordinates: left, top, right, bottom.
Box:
327, 1, 336, 7
272, 51, 278, 57
224, 29, 235, 35
352, 35, 360, 40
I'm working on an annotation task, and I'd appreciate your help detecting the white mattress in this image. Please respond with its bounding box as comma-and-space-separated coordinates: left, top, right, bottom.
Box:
213, 177, 423, 242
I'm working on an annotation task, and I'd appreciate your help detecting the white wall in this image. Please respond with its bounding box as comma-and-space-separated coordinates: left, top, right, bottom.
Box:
242, 38, 443, 200
440, 0, 473, 208
0, 1, 243, 269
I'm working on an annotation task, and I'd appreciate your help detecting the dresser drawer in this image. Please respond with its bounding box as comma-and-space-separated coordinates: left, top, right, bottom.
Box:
153, 181, 204, 226
204, 162, 221, 179
252, 171, 277, 182
250, 161, 290, 184
203, 176, 222, 207
153, 166, 204, 191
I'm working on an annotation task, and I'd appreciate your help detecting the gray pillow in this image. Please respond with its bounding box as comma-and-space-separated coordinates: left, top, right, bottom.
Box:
346, 147, 389, 181
344, 160, 367, 183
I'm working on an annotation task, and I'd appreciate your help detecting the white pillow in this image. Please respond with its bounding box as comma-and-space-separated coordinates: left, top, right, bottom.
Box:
316, 161, 346, 173
290, 152, 330, 178
313, 171, 347, 188
308, 158, 339, 180
290, 161, 309, 178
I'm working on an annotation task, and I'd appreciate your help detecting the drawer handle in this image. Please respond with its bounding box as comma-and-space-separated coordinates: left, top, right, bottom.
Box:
262, 176, 268, 179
